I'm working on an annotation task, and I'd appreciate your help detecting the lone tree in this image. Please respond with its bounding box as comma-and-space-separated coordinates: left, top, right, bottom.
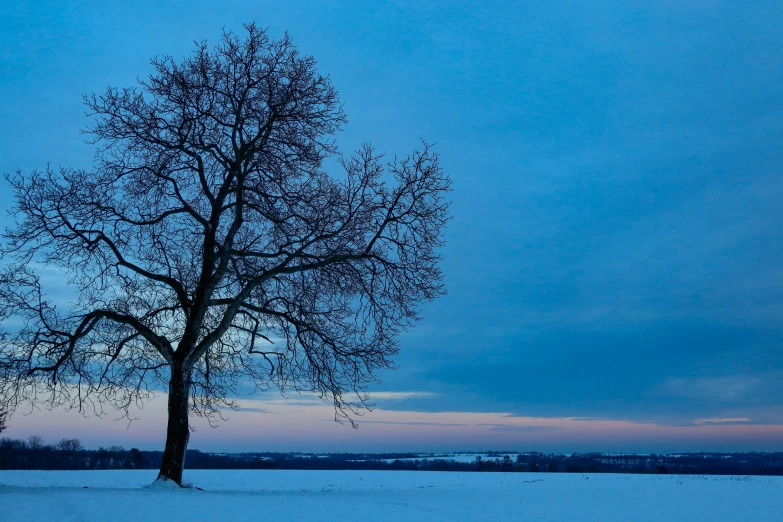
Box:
0, 24, 450, 485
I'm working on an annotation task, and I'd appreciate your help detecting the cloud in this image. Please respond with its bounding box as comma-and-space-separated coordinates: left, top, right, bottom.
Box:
653, 376, 762, 401
476, 423, 562, 433
693, 418, 751, 425
369, 392, 437, 400
231, 407, 273, 414
361, 420, 468, 427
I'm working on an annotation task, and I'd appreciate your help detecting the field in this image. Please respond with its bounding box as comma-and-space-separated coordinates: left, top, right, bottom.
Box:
1, 470, 781, 521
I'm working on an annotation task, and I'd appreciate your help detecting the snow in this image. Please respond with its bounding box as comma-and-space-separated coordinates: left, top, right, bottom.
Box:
143, 477, 191, 490
381, 453, 502, 463
1, 470, 781, 521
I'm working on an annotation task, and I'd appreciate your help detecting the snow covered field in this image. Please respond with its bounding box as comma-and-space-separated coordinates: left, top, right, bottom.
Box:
380, 453, 501, 463
1, 470, 781, 521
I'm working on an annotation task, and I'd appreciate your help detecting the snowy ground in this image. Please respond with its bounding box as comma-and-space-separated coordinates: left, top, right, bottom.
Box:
379, 453, 508, 463
1, 470, 781, 521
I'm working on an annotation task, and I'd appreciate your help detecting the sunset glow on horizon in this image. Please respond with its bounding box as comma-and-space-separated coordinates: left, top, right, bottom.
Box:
6, 392, 783, 454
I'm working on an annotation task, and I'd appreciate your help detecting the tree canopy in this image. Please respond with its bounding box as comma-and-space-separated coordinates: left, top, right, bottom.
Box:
0, 23, 450, 484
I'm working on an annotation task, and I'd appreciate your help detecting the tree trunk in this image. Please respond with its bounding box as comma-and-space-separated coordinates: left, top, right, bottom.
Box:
158, 364, 191, 485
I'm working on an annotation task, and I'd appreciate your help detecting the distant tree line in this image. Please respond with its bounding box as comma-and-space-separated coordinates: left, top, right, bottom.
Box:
0, 436, 275, 471
2, 437, 783, 476
469, 452, 783, 475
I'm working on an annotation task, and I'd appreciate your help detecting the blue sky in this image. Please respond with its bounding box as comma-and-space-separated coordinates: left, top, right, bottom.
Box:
1, 0, 783, 452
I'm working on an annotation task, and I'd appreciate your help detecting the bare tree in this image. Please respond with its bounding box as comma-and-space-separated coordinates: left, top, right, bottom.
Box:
0, 24, 449, 485
57, 438, 84, 453
27, 435, 45, 450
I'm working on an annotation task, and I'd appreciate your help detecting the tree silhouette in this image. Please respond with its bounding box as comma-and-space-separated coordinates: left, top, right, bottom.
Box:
0, 23, 450, 485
